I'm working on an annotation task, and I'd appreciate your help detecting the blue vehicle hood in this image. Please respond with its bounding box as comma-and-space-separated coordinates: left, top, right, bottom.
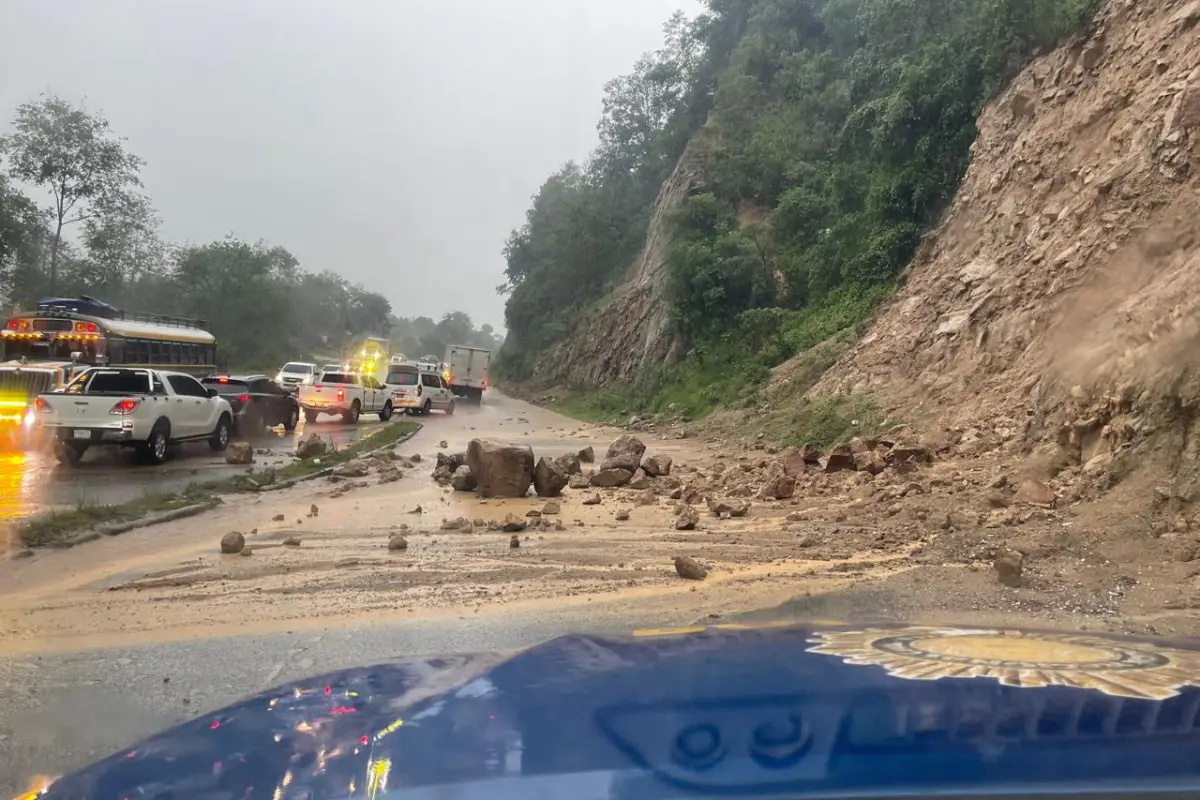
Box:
34, 622, 1200, 798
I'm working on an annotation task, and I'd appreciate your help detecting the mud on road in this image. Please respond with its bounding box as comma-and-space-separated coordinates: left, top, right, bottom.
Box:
4, 390, 1197, 660
0, 393, 910, 657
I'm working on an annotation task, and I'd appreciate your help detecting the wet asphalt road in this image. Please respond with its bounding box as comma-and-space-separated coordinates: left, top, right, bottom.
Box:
0, 417, 385, 523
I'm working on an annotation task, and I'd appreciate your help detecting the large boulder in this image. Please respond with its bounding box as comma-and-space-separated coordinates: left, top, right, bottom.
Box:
534, 457, 569, 497
554, 452, 582, 475
466, 439, 535, 498
296, 433, 327, 458
224, 441, 254, 465
602, 434, 646, 472
590, 468, 633, 487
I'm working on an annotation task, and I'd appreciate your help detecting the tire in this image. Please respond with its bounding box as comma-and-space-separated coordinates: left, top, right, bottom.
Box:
208, 414, 232, 452
421, 400, 432, 416
343, 400, 361, 425
284, 406, 299, 431
304, 409, 319, 424
54, 440, 87, 466
470, 388, 483, 405
378, 401, 393, 422
445, 399, 455, 416
141, 421, 171, 464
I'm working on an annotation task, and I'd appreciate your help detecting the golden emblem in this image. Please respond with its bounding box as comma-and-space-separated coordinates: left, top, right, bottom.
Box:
806, 626, 1200, 700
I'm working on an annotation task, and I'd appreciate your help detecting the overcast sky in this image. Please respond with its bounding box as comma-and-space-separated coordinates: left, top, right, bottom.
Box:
0, 0, 688, 330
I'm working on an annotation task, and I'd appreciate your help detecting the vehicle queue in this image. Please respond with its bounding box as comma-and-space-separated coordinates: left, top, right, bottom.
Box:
0, 296, 491, 466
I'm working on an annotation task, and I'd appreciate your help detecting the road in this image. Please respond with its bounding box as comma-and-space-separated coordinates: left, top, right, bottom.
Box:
0, 390, 728, 794
0, 417, 386, 522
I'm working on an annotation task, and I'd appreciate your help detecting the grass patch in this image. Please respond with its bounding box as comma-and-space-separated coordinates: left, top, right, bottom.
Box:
16, 420, 420, 548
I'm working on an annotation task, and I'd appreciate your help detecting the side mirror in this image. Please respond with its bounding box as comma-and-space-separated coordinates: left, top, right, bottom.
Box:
206, 388, 219, 398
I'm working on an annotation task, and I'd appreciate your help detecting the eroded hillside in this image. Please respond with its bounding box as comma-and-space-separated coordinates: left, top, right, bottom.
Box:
811, 0, 1200, 496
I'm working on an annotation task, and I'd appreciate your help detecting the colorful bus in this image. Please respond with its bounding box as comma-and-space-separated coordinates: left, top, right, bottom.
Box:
1, 296, 217, 375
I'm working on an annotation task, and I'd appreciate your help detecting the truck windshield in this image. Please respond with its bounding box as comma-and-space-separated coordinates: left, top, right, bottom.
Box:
319, 373, 356, 384
281, 363, 311, 373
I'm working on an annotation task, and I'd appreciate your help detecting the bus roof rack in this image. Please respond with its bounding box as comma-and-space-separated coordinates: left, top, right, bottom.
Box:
35, 296, 209, 330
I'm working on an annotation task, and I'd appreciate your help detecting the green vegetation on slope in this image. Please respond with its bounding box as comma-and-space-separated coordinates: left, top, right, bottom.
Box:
498, 0, 1104, 409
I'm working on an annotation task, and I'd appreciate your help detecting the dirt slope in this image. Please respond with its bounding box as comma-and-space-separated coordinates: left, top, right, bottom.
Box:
812, 0, 1200, 491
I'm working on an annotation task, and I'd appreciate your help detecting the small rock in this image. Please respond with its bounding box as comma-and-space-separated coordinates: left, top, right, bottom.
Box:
388, 534, 408, 550
567, 473, 590, 489
240, 547, 253, 557
675, 505, 700, 530
509, 534, 520, 548
502, 513, 527, 533
224, 441, 254, 465
542, 501, 561, 515
438, 440, 448, 448
590, 468, 633, 487
309, 504, 319, 517
220, 532, 245, 554
615, 508, 631, 521
451, 465, 477, 492
282, 537, 302, 546
272, 514, 285, 522
674, 556, 708, 580
642, 455, 672, 477
994, 551, 1024, 588
582, 493, 602, 505
578, 446, 595, 463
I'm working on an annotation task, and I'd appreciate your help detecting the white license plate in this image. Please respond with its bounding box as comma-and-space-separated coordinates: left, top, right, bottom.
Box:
73, 429, 91, 440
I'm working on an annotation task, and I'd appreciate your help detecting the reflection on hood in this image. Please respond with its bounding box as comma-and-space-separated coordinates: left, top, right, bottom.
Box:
34, 622, 1200, 799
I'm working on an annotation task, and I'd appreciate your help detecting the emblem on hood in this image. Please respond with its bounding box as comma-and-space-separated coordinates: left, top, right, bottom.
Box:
806, 626, 1200, 700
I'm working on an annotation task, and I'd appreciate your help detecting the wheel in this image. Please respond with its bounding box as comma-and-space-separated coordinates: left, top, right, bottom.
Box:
343, 400, 361, 425
284, 406, 299, 431
469, 388, 483, 405
141, 421, 171, 464
445, 399, 455, 415
54, 440, 87, 466
208, 414, 232, 452
304, 409, 319, 424
378, 401, 393, 422
421, 400, 432, 416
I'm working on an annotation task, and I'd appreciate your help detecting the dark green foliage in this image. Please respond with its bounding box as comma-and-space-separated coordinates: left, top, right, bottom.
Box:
498, 0, 1103, 401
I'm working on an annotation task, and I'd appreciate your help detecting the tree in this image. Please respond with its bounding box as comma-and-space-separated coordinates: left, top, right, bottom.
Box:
0, 173, 48, 307
0, 95, 143, 292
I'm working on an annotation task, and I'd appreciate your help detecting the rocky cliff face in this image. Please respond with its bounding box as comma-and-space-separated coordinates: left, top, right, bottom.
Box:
813, 0, 1200, 481
527, 136, 709, 387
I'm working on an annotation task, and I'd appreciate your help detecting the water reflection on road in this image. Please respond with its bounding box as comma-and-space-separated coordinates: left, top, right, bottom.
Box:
0, 419, 385, 523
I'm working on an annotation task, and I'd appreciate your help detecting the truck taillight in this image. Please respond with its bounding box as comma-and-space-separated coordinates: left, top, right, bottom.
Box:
33, 397, 49, 412
110, 398, 140, 414
238, 394, 249, 404
337, 388, 344, 401
482, 377, 487, 389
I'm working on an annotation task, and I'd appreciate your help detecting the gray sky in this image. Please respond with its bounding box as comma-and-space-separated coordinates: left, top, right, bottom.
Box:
0, 0, 688, 330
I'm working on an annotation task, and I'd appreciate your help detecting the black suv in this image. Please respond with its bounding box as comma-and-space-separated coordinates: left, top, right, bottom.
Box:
201, 375, 300, 433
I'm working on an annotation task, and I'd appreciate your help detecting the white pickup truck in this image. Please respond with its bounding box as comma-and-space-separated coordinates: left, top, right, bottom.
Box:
34, 367, 233, 465
297, 370, 392, 424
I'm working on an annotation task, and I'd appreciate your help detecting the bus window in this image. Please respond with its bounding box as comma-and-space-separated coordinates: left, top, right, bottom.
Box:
150, 341, 162, 363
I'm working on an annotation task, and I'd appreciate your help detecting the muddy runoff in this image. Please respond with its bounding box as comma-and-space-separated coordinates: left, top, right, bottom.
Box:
0, 401, 927, 657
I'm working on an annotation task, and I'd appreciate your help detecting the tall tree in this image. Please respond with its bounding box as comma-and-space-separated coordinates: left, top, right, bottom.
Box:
0, 95, 142, 292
